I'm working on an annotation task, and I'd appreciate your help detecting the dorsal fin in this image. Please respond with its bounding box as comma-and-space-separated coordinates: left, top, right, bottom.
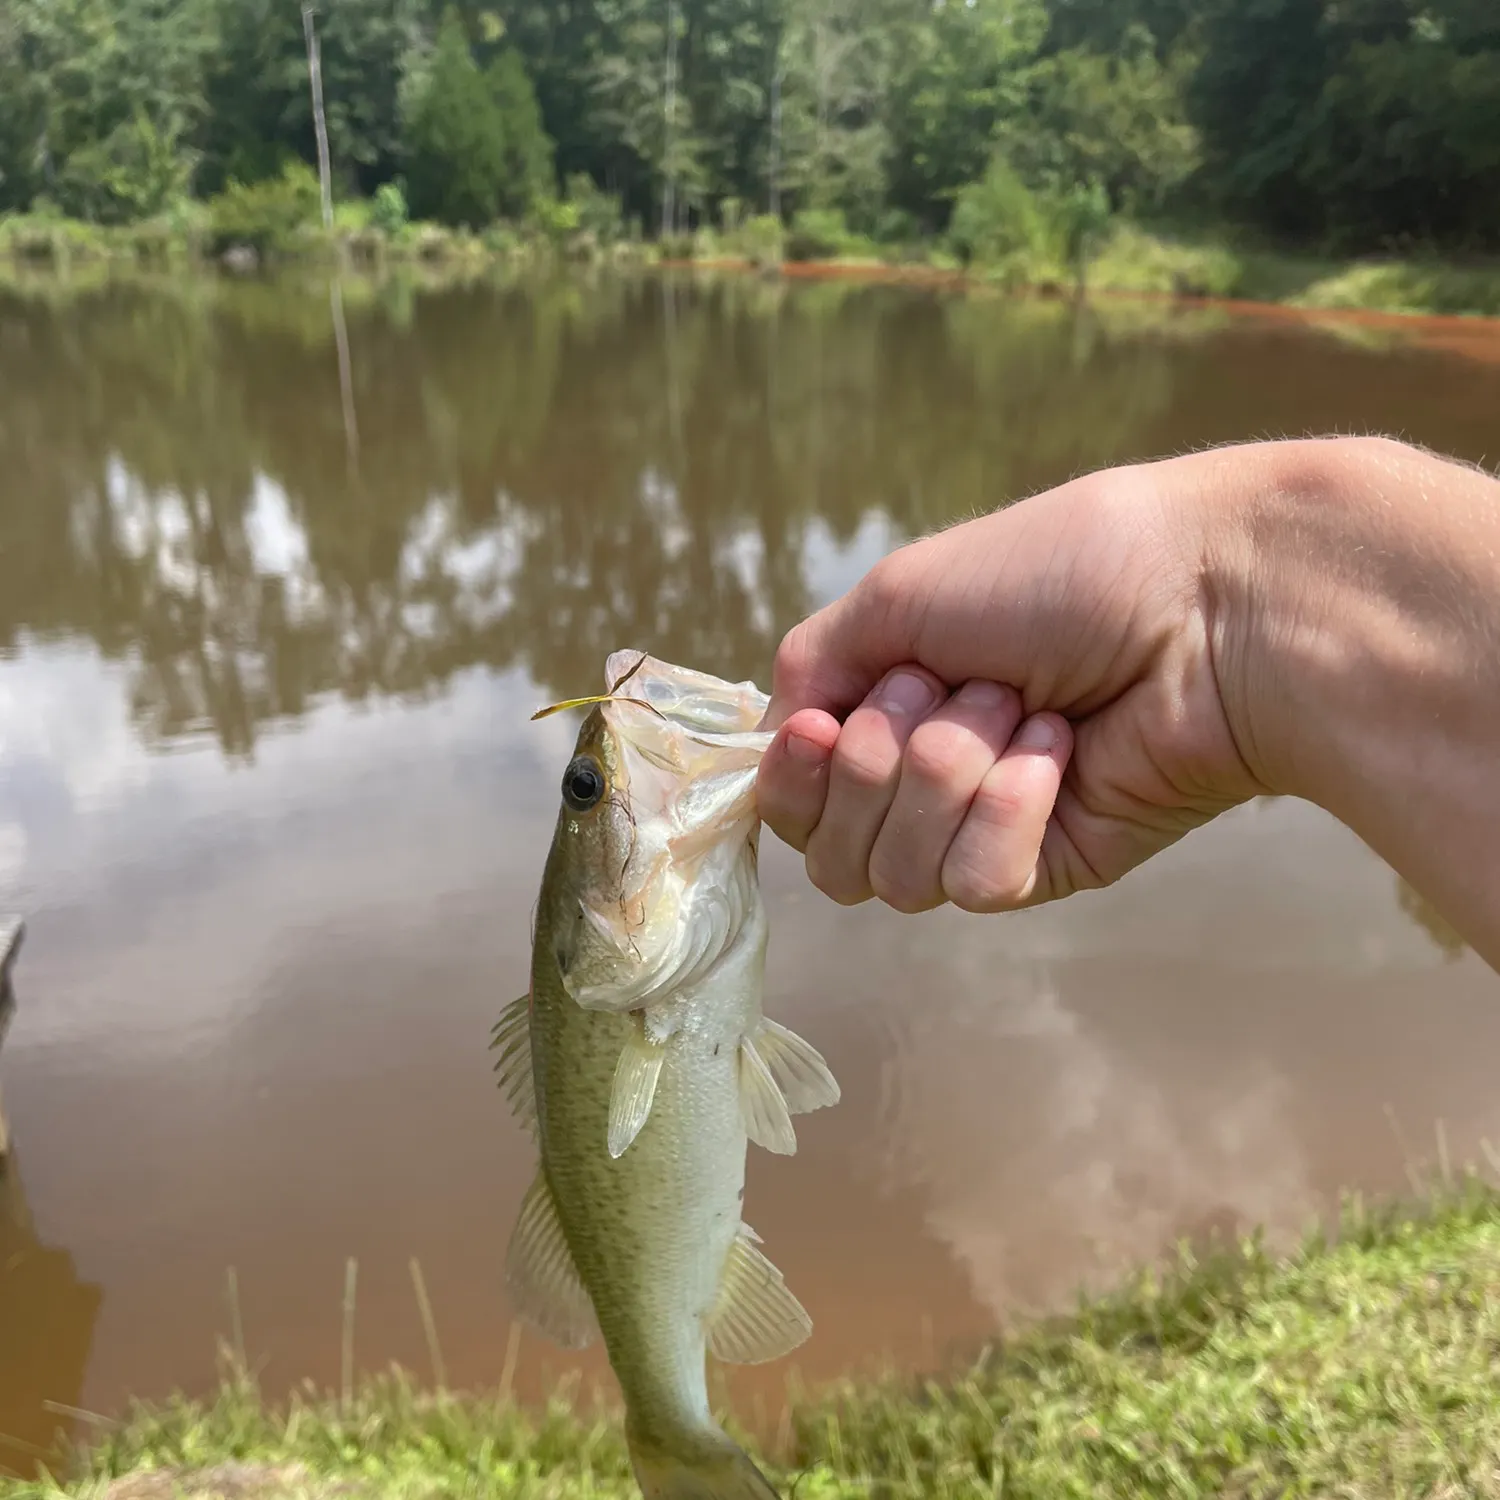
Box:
489, 992, 536, 1135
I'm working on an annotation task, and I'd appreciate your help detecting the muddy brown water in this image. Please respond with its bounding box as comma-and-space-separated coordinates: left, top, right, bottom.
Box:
2, 268, 1500, 1471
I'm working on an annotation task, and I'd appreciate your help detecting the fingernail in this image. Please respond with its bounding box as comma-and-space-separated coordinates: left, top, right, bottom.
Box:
785, 730, 827, 765
956, 679, 1013, 710
876, 671, 937, 717
1016, 716, 1057, 751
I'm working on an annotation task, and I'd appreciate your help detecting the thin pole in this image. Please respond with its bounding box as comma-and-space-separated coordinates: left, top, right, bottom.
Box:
302, 3, 360, 470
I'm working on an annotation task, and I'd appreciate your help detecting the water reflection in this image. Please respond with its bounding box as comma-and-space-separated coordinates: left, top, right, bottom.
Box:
0, 274, 1273, 759
0, 951, 103, 1470
2, 271, 1500, 1451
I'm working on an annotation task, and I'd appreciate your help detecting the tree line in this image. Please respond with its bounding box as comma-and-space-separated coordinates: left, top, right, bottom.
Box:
0, 0, 1497, 255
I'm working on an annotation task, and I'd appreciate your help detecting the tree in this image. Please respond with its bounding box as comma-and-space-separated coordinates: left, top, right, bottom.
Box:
1001, 27, 1201, 213
402, 10, 508, 226
2, 0, 217, 220
884, 0, 1047, 230
487, 46, 555, 215
200, 0, 423, 197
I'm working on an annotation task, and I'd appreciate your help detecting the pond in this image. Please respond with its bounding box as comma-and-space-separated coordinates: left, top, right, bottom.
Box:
2, 267, 1499, 1470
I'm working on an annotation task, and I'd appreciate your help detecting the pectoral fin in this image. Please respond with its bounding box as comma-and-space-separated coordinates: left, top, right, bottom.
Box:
706, 1225, 812, 1365
504, 1172, 597, 1350
609, 1020, 665, 1159
755, 1018, 840, 1115
738, 1033, 797, 1155
489, 993, 536, 1135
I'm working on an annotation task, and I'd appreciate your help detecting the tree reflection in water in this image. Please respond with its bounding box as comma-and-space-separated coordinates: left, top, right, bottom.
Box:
0, 271, 1193, 761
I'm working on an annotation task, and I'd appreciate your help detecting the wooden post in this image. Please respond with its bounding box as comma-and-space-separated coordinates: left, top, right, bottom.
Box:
302, 2, 360, 471
302, 4, 334, 232
0, 917, 22, 1162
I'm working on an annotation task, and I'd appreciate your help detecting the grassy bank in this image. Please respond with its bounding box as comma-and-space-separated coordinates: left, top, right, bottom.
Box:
7, 199, 1500, 325
10, 1176, 1500, 1499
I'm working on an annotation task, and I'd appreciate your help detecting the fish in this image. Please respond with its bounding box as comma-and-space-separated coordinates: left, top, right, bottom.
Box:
492, 650, 840, 1500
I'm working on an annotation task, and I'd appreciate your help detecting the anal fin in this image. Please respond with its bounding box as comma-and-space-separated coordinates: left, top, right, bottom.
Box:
706, 1225, 812, 1365
755, 1018, 840, 1115
609, 1019, 666, 1159
504, 1172, 597, 1350
490, 993, 536, 1135
738, 1033, 796, 1155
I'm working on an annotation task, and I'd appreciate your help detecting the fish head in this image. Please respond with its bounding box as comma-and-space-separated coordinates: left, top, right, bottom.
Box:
537, 651, 774, 1012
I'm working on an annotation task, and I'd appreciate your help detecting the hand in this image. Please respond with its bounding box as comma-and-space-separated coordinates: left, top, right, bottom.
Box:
756, 442, 1276, 913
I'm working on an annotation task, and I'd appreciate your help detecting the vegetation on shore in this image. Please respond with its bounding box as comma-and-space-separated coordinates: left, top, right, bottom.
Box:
4, 1, 1500, 320
7, 193, 1500, 324
10, 1175, 1500, 1499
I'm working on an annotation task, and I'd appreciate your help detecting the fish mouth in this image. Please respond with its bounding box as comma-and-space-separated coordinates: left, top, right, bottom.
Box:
601, 651, 771, 739
557, 654, 774, 1012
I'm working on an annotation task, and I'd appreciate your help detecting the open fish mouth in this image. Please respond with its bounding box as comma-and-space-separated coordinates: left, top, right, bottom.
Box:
533, 650, 772, 750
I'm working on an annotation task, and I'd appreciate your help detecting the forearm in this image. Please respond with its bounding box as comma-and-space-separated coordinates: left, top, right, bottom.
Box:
1210, 436, 1500, 966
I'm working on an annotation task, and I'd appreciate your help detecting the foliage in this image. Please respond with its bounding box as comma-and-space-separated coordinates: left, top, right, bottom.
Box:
401, 10, 508, 228
564, 171, 623, 243
1, 0, 1499, 258
12, 1181, 1500, 1497
206, 160, 322, 255
486, 45, 556, 217
733, 212, 785, 265
369, 181, 409, 235
1000, 31, 1202, 214
947, 154, 1048, 270
784, 206, 872, 262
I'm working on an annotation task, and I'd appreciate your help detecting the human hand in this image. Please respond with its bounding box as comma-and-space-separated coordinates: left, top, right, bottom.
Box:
755, 442, 1290, 914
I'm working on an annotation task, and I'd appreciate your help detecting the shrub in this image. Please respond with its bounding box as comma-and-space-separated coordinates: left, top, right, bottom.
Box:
370, 182, 409, 236
735, 213, 784, 266
565, 173, 623, 244
785, 207, 853, 261
947, 155, 1047, 269
206, 161, 321, 257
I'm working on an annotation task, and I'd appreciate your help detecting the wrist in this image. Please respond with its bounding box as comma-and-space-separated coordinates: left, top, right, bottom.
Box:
1207, 435, 1500, 958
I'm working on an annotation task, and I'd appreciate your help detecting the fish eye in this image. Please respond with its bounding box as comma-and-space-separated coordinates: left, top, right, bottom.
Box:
562, 755, 606, 813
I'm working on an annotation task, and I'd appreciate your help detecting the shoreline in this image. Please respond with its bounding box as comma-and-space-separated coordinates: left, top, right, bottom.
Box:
8, 1176, 1500, 1499
7, 215, 1500, 345
664, 253, 1500, 358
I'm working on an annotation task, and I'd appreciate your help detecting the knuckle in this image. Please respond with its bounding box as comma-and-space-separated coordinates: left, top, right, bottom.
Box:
942, 850, 1021, 914
804, 837, 870, 907
762, 807, 810, 853
904, 721, 975, 786
832, 733, 896, 794
869, 851, 935, 915
772, 625, 814, 696
973, 778, 1027, 830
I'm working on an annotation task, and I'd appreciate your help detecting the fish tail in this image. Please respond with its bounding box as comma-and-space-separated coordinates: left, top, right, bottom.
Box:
627, 1423, 781, 1500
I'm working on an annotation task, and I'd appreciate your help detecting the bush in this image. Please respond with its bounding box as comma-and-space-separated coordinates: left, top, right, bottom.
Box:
370, 182, 409, 236
734, 213, 784, 266
206, 161, 321, 257
785, 207, 853, 261
948, 155, 1047, 269
55, 108, 197, 226
564, 173, 622, 244
529, 196, 581, 244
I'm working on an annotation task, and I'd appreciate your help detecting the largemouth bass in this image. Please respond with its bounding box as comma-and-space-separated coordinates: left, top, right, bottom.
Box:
492, 651, 840, 1500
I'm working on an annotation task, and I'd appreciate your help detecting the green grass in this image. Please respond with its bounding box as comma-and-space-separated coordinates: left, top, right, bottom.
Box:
11, 1177, 1500, 1498
1080, 222, 1500, 319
